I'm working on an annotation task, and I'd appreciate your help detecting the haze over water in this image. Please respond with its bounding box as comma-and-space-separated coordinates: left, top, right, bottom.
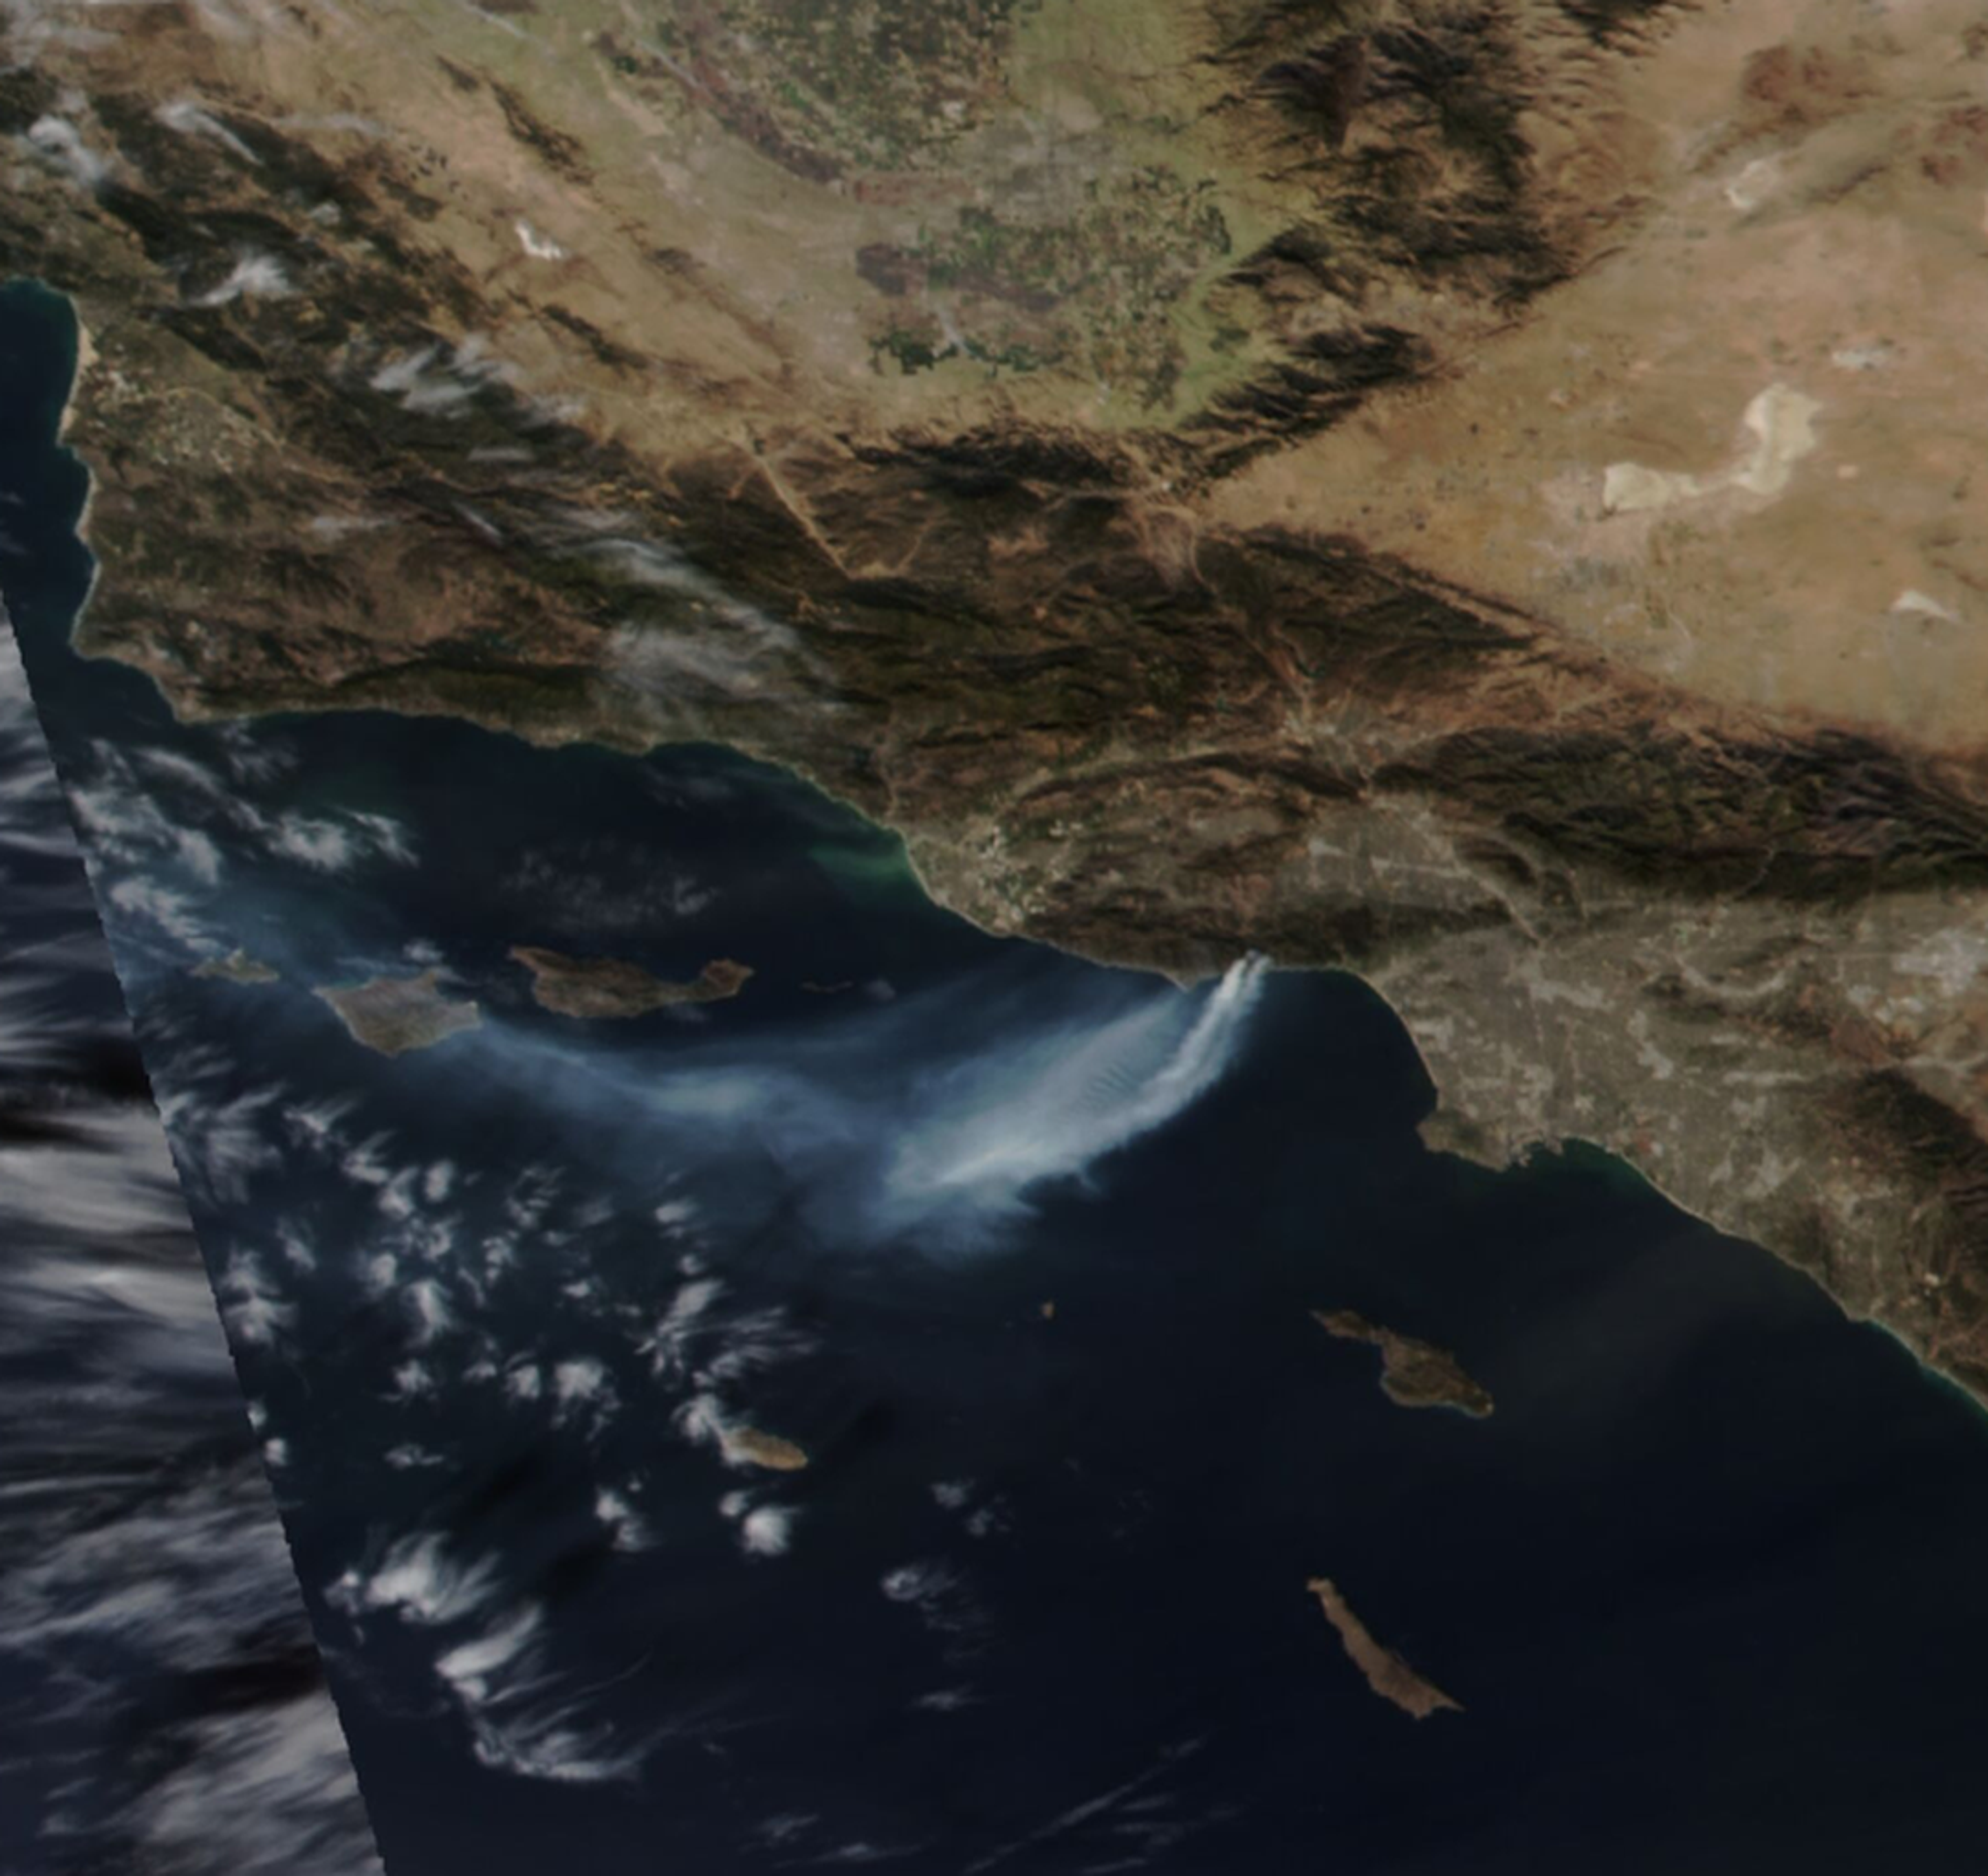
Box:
6, 278, 1988, 1874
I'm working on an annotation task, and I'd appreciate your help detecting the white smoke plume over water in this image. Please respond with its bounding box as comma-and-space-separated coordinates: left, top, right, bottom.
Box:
607, 951, 1271, 1250
884, 955, 1269, 1224
285, 937, 1279, 1273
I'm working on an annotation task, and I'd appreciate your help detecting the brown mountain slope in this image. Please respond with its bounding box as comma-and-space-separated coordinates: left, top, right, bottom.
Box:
4, 0, 1988, 1396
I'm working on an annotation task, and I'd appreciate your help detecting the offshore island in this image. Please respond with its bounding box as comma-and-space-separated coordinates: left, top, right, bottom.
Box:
315, 971, 482, 1057
1307, 1578, 1463, 1721
4, 0, 1988, 1404
511, 947, 754, 1020
192, 948, 280, 985
1313, 1309, 1494, 1418
718, 1426, 811, 1473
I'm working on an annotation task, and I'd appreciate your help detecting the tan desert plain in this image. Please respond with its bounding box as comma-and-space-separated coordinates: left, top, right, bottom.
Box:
6, 0, 1988, 1403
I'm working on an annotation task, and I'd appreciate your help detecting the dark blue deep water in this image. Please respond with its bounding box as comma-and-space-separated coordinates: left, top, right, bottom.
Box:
5, 278, 1988, 1874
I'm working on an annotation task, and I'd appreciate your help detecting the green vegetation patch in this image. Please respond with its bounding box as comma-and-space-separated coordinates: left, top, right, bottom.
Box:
638, 0, 1040, 173
867, 167, 1234, 408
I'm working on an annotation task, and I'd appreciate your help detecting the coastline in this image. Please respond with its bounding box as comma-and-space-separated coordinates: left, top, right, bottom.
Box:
58, 304, 92, 442
17, 271, 1988, 1419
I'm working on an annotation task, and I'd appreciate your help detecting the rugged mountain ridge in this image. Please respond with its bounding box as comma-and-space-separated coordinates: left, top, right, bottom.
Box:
5, 0, 1988, 1398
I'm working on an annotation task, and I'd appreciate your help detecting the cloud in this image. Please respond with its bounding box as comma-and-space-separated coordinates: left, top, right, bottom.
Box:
175, 824, 225, 882
279, 111, 388, 138
332, 1532, 503, 1627
962, 1739, 1207, 1876
105, 874, 215, 948
155, 98, 261, 164
653, 1195, 698, 1233
281, 1092, 359, 1155
596, 951, 1268, 1252
266, 807, 414, 872
193, 252, 294, 308
437, 1601, 645, 1784
552, 1356, 615, 1426
880, 1559, 958, 1610
500, 838, 714, 939
156, 1079, 284, 1205
514, 219, 567, 261
331, 1540, 650, 1785
694, 1305, 810, 1384
128, 1695, 373, 1876
877, 1559, 989, 1657
530, 518, 831, 717
674, 1389, 730, 1454
215, 1249, 296, 1349
2, 1461, 380, 1874
0, 0, 118, 61
334, 1533, 650, 1786
368, 337, 516, 417
740, 1505, 796, 1557
0, 1107, 188, 1246
339, 1132, 396, 1188
8, 555, 1270, 1855
408, 1278, 454, 1344
23, 115, 109, 188
913, 1687, 979, 1713
608, 618, 797, 701
60, 732, 416, 971
503, 1165, 563, 1231
0, 610, 378, 1874
390, 1359, 436, 1400
593, 1486, 651, 1552
640, 1274, 723, 1378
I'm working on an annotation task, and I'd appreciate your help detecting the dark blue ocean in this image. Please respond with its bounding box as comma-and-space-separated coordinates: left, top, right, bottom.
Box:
5, 278, 1988, 1874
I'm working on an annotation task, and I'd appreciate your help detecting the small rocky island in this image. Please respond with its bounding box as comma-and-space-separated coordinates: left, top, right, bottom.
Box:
315, 971, 481, 1056
719, 1425, 809, 1472
1313, 1309, 1494, 1419
192, 949, 280, 985
510, 947, 754, 1020
192, 946, 282, 989
1307, 1578, 1463, 1721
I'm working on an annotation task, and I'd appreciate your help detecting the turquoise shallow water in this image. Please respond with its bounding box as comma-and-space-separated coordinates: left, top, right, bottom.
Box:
6, 278, 1988, 1874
